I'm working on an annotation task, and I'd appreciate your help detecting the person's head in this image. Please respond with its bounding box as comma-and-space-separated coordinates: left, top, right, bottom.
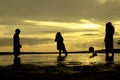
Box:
56, 32, 61, 36
89, 47, 94, 52
15, 28, 20, 35
106, 22, 112, 26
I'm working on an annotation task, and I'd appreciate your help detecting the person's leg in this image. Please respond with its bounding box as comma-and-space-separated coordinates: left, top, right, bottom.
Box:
112, 52, 114, 60
14, 49, 20, 65
62, 43, 68, 56
63, 48, 67, 56
65, 51, 68, 56
59, 50, 61, 56
111, 46, 114, 61
14, 50, 19, 58
105, 44, 109, 61
105, 47, 109, 61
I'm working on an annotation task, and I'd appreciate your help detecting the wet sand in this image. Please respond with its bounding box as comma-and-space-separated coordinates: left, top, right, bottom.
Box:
0, 62, 120, 80
0, 53, 120, 80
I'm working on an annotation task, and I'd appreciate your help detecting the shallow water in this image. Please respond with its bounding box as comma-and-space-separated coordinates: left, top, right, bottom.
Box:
0, 53, 120, 66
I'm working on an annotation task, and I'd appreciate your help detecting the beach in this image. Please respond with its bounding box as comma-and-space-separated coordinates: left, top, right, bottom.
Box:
0, 53, 120, 80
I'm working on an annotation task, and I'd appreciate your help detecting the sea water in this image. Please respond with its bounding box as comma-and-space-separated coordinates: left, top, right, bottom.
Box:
0, 53, 120, 66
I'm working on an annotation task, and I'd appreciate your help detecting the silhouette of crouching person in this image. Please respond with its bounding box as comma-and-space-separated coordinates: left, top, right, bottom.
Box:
13, 29, 22, 65
89, 47, 97, 58
55, 32, 68, 56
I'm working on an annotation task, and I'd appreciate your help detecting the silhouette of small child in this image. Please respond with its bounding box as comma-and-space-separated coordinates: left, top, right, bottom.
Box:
89, 47, 97, 58
55, 32, 68, 56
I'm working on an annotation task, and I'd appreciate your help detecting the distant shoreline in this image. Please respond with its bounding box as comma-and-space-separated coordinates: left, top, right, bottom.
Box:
0, 49, 120, 55
0, 51, 89, 55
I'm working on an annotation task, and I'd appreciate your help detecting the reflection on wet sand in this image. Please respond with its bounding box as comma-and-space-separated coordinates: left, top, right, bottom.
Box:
0, 53, 120, 66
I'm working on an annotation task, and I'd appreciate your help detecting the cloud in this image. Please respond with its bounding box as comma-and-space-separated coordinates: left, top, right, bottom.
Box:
21, 38, 54, 46
0, 0, 120, 24
81, 33, 100, 36
0, 0, 120, 52
0, 38, 12, 47
0, 38, 54, 47
0, 19, 103, 38
96, 0, 120, 4
0, 25, 7, 35
97, 0, 106, 4
24, 19, 102, 29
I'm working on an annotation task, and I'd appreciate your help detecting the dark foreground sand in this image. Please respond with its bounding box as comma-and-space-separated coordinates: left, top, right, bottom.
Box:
0, 62, 120, 80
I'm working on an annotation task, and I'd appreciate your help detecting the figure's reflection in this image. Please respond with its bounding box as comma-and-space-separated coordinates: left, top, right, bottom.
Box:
105, 60, 114, 66
57, 56, 67, 67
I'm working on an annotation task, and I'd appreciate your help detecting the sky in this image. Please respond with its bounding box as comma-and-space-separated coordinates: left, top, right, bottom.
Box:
0, 0, 120, 52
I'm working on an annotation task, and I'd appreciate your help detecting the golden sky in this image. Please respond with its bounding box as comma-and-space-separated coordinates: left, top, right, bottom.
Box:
0, 0, 120, 52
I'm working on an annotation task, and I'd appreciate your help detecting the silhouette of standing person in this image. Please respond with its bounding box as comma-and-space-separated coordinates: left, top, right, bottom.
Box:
13, 29, 22, 58
104, 22, 115, 61
55, 32, 67, 56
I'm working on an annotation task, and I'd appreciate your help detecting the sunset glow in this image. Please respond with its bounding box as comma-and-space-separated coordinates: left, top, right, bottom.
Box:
0, 0, 120, 52
24, 20, 102, 30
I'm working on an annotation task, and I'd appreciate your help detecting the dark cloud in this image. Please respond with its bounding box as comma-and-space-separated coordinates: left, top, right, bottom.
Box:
0, 0, 120, 25
71, 38, 105, 50
0, 38, 54, 47
0, 38, 12, 47
79, 29, 100, 32
81, 33, 99, 36
21, 38, 54, 46
73, 38, 120, 50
